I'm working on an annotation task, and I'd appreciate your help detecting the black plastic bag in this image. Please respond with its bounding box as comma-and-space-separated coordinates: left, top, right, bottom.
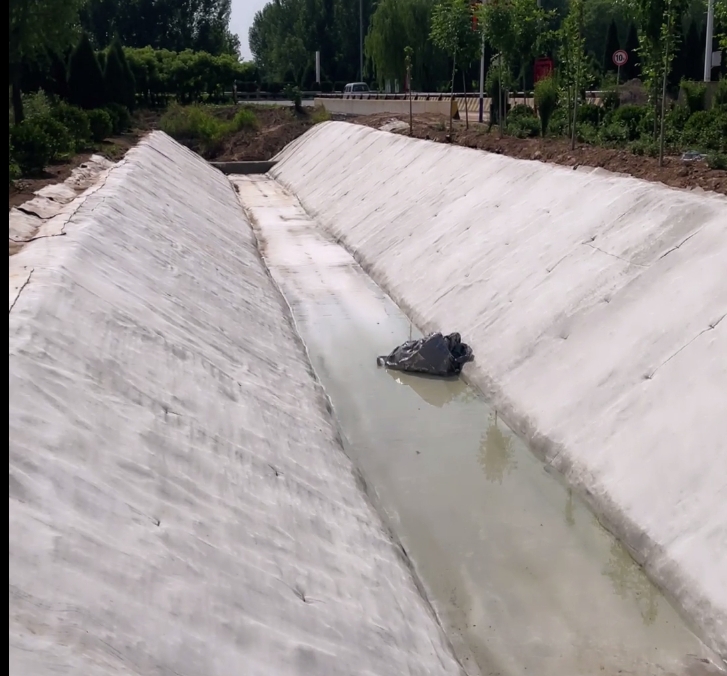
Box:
376, 332, 474, 377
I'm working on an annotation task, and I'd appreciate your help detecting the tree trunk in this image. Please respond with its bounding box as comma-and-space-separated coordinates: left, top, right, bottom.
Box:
449, 54, 457, 136
11, 71, 24, 125
463, 70, 469, 130
659, 14, 672, 167
571, 77, 578, 151
498, 57, 504, 137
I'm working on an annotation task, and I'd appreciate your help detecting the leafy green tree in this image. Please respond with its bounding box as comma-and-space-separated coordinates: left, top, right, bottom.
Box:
9, 0, 84, 123
604, 18, 621, 72
430, 0, 480, 132
366, 0, 447, 90
477, 0, 516, 131
715, 0, 727, 51
105, 38, 136, 110
68, 33, 107, 110
559, 0, 589, 147
80, 0, 240, 55
510, 0, 557, 99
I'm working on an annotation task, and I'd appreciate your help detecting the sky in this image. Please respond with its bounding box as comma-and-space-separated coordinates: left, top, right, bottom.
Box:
231, 0, 269, 60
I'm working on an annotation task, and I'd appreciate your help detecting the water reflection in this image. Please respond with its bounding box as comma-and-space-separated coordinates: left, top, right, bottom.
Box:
603, 541, 659, 625
383, 369, 470, 408
478, 412, 517, 483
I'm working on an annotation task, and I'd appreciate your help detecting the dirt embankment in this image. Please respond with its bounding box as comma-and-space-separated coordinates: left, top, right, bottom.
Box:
11, 106, 725, 213
9, 106, 321, 211
212, 105, 320, 162
350, 113, 727, 196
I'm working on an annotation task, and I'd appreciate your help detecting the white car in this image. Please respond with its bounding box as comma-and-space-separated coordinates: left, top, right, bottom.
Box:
343, 82, 370, 96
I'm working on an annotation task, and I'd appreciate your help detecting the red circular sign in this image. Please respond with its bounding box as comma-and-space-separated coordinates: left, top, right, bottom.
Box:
612, 50, 629, 67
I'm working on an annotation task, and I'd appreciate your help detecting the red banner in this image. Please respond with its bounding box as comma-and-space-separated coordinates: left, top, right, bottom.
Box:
534, 57, 554, 83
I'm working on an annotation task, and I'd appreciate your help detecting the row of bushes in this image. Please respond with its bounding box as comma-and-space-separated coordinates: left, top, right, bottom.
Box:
9, 92, 130, 176
240, 81, 363, 94
124, 48, 257, 106
503, 77, 727, 166
158, 104, 259, 157
21, 42, 258, 111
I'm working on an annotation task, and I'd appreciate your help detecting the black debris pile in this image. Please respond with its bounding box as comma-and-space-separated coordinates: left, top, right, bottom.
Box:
376, 332, 474, 377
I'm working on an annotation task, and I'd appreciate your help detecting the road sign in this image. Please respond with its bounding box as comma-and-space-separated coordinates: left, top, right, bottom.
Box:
612, 50, 629, 67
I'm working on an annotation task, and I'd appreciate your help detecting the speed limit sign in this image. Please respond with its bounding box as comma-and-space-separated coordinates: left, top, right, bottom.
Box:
612, 49, 629, 67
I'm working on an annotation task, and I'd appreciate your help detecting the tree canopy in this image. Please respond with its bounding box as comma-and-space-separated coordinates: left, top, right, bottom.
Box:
79, 0, 240, 55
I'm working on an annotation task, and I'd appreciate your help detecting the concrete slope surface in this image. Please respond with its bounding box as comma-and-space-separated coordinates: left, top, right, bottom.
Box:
8, 131, 463, 676
271, 121, 727, 661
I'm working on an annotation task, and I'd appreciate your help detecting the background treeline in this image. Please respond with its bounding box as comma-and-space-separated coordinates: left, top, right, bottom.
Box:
249, 0, 725, 92
9, 0, 255, 180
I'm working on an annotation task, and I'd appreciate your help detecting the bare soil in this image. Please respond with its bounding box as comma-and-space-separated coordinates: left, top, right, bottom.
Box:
11, 106, 725, 213
213, 106, 318, 162
9, 134, 139, 211
352, 113, 727, 196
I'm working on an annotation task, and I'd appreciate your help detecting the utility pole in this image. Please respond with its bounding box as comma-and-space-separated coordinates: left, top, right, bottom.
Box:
704, 0, 715, 81
360, 0, 364, 81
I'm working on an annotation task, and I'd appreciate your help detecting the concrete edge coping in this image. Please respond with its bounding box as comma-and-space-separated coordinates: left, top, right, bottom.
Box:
210, 160, 277, 175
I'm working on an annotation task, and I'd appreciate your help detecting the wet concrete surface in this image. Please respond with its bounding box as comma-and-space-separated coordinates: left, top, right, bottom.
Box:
232, 175, 722, 676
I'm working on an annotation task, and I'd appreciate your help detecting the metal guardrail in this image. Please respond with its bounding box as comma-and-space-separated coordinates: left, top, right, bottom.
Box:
237, 90, 604, 102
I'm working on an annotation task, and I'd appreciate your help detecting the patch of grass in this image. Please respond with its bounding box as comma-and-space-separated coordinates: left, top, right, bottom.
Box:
310, 106, 331, 124
160, 103, 229, 155
160, 103, 260, 156
232, 108, 258, 130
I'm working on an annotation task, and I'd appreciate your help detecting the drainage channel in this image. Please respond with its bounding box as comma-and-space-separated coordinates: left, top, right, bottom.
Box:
232, 175, 718, 676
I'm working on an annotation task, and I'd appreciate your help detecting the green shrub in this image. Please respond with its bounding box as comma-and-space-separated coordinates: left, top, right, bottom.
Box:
534, 76, 559, 137
32, 116, 75, 160
104, 102, 132, 134
680, 109, 727, 152
160, 103, 228, 155
706, 152, 727, 170
576, 122, 599, 144
9, 136, 21, 183
87, 108, 113, 142
577, 102, 603, 126
680, 79, 707, 114
22, 90, 53, 121
607, 104, 649, 141
681, 110, 711, 146
508, 104, 536, 120
68, 33, 107, 110
547, 106, 569, 136
51, 102, 91, 150
629, 137, 659, 157
10, 122, 53, 174
508, 114, 540, 138
232, 108, 258, 130
599, 121, 629, 147
715, 78, 727, 106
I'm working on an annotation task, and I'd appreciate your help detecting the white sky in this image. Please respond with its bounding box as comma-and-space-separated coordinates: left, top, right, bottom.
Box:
231, 0, 269, 60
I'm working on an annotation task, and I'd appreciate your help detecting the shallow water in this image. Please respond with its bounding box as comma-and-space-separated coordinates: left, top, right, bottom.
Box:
233, 174, 719, 676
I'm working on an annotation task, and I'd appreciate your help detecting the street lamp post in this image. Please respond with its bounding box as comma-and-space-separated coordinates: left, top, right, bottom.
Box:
360, 0, 364, 81
704, 0, 715, 81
